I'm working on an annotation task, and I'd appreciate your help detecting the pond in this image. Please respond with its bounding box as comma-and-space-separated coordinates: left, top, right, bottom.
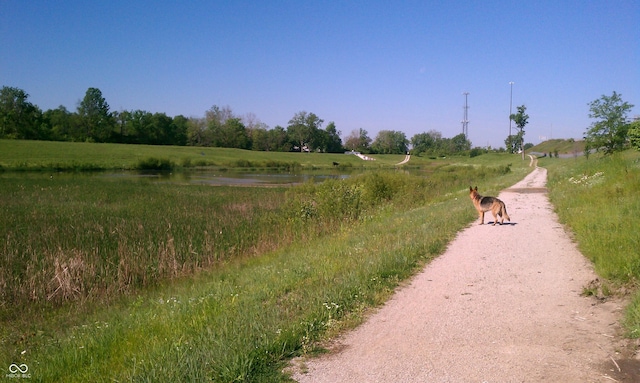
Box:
100, 169, 353, 186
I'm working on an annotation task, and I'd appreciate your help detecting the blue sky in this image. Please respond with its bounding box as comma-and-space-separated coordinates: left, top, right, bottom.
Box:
2, 1, 638, 148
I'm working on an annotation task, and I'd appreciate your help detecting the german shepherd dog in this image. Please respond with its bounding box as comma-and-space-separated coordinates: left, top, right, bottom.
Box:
469, 186, 510, 225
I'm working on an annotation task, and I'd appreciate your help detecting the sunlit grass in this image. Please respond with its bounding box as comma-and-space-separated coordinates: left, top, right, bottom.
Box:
0, 139, 415, 170
6, 171, 524, 382
543, 150, 640, 335
0, 174, 296, 315
530, 138, 586, 155
0, 147, 530, 381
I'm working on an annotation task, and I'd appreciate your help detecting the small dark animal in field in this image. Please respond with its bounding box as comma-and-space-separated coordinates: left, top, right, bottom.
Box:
469, 186, 511, 225
332, 162, 339, 166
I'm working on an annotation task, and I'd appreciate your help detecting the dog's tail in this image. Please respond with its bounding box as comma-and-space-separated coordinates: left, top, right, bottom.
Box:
500, 202, 511, 222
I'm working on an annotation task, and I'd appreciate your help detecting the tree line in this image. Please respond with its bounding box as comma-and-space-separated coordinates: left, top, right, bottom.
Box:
0, 86, 478, 156
3, 86, 637, 157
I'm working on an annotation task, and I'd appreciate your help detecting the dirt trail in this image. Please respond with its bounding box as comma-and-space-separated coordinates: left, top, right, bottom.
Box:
292, 167, 636, 382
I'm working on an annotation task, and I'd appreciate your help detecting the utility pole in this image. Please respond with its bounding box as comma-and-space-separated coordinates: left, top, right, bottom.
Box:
509, 81, 514, 152
462, 92, 469, 138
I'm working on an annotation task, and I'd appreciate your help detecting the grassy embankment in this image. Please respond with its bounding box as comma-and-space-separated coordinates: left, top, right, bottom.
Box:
529, 138, 586, 157
0, 139, 418, 171
1, 139, 529, 382
538, 146, 640, 337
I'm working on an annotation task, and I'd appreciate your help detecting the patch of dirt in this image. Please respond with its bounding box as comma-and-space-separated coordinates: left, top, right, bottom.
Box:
290, 167, 639, 382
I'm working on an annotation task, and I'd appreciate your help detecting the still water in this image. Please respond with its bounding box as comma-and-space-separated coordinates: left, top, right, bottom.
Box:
100, 169, 353, 186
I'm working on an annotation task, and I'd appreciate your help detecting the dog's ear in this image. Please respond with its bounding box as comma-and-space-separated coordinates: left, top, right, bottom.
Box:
469, 186, 473, 191
474, 186, 478, 191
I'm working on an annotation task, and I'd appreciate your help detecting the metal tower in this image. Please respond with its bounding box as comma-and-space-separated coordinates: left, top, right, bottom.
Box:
462, 92, 469, 137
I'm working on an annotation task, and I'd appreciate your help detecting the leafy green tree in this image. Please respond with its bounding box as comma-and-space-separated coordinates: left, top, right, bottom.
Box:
504, 131, 524, 154
148, 113, 174, 145
186, 117, 208, 146
584, 91, 634, 154
267, 125, 290, 151
315, 121, 343, 153
171, 115, 189, 146
287, 111, 323, 152
411, 130, 440, 156
371, 130, 408, 154
250, 126, 269, 151
209, 117, 250, 149
449, 133, 472, 153
205, 105, 234, 127
344, 128, 372, 153
42, 105, 78, 141
0, 86, 42, 139
629, 120, 640, 151
127, 110, 154, 144
510, 105, 529, 159
113, 110, 132, 142
78, 87, 114, 142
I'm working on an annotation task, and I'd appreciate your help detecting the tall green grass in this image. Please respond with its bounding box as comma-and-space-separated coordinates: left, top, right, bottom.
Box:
542, 150, 640, 335
1, 154, 530, 382
0, 175, 294, 315
8, 200, 473, 382
1, 161, 520, 314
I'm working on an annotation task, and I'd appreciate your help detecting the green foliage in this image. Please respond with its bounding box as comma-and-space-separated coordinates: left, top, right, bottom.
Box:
344, 128, 372, 153
0, 86, 42, 139
78, 87, 114, 142
584, 91, 634, 155
410, 131, 472, 157
507, 105, 529, 155
371, 130, 408, 154
287, 111, 324, 152
135, 157, 175, 170
469, 147, 485, 158
629, 120, 640, 151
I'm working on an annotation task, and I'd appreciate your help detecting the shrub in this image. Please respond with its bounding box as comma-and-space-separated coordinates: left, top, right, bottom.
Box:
135, 157, 174, 170
469, 148, 484, 158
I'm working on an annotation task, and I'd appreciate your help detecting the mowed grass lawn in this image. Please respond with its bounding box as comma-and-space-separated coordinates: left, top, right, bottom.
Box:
0, 139, 417, 170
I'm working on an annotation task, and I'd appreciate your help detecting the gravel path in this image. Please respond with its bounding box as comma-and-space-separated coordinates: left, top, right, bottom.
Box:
292, 167, 634, 382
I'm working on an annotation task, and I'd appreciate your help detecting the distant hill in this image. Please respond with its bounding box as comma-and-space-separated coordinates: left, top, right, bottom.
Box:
530, 139, 585, 155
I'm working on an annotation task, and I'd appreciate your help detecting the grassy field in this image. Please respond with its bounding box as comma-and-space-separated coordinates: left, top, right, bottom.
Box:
539, 149, 640, 336
529, 138, 586, 156
1, 140, 533, 381
0, 139, 420, 171
3, 139, 638, 381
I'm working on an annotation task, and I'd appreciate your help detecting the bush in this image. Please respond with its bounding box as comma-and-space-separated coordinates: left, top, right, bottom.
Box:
469, 148, 484, 158
135, 157, 174, 171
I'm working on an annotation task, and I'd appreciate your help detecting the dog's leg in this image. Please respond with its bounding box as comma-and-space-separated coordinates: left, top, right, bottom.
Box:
479, 211, 484, 225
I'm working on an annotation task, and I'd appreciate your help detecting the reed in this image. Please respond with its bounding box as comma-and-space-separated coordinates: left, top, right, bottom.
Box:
0, 175, 294, 316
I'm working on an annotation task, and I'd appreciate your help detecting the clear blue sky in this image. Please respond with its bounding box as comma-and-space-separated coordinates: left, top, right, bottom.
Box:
2, 0, 638, 148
